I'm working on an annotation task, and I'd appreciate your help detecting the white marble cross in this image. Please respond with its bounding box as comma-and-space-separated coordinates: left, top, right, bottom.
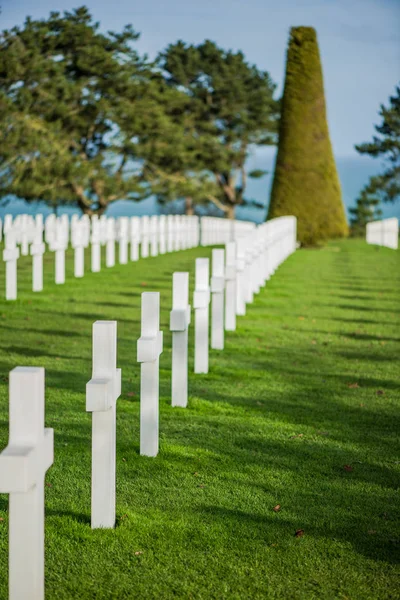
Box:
137, 292, 163, 457
130, 217, 140, 261
159, 215, 167, 254
140, 216, 150, 258
20, 214, 30, 256
150, 215, 159, 257
106, 218, 116, 268
170, 272, 191, 407
30, 223, 45, 292
235, 239, 246, 316
3, 214, 13, 236
211, 249, 225, 350
244, 242, 254, 305
193, 258, 210, 374
91, 216, 101, 272
86, 321, 121, 528
49, 219, 68, 285
117, 217, 129, 264
224, 242, 237, 331
3, 231, 20, 300
0, 367, 54, 600
167, 216, 174, 253
71, 219, 85, 278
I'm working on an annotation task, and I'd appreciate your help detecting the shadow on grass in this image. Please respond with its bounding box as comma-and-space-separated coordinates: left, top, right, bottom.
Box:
197, 505, 400, 565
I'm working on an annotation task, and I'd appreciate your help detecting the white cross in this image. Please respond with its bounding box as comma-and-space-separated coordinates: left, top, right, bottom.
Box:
150, 215, 159, 257
211, 248, 225, 350
30, 224, 45, 292
235, 238, 247, 316
167, 216, 174, 253
193, 258, 210, 374
0, 367, 54, 600
91, 216, 101, 272
137, 292, 163, 457
140, 216, 150, 258
86, 321, 121, 528
117, 217, 129, 264
129, 217, 140, 261
3, 231, 20, 300
224, 242, 237, 331
170, 272, 191, 407
105, 218, 116, 267
49, 220, 68, 285
158, 215, 167, 254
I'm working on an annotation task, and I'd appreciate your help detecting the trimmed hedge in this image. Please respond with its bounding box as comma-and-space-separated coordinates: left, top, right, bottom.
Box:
268, 27, 348, 245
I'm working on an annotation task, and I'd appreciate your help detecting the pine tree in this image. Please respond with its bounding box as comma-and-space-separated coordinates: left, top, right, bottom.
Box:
267, 27, 348, 245
355, 84, 400, 205
349, 188, 382, 237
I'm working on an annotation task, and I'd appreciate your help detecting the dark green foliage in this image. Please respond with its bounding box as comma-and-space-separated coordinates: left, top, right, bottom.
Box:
0, 7, 173, 214
268, 27, 348, 245
151, 40, 279, 217
349, 188, 382, 237
355, 84, 400, 205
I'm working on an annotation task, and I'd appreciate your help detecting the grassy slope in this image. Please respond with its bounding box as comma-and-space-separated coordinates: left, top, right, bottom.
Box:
0, 239, 399, 599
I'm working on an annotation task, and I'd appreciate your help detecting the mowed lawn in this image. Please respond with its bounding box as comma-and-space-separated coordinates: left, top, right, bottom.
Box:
0, 238, 399, 599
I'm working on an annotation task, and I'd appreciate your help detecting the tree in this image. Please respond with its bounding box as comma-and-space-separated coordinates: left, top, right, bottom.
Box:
267, 27, 348, 245
149, 40, 279, 218
0, 7, 169, 214
355, 84, 400, 205
349, 188, 382, 237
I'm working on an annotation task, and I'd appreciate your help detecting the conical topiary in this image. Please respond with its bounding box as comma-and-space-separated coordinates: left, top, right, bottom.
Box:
267, 27, 348, 245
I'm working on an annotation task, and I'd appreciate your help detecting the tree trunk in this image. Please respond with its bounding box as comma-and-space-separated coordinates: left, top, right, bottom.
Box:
185, 196, 194, 215
226, 204, 235, 219
76, 199, 107, 216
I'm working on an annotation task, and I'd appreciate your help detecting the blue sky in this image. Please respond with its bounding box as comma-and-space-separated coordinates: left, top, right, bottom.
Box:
2, 0, 399, 158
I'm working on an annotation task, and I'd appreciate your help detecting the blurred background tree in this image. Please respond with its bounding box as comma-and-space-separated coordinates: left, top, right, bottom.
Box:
150, 40, 279, 218
0, 7, 172, 214
267, 27, 348, 245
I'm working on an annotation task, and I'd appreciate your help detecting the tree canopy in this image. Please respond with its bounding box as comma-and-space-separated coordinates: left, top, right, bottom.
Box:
0, 8, 279, 217
0, 7, 180, 214
151, 40, 279, 218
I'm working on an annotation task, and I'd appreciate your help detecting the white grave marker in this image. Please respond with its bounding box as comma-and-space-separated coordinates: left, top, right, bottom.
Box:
130, 217, 140, 261
106, 218, 116, 268
211, 249, 225, 350
170, 272, 191, 407
224, 242, 237, 331
117, 217, 129, 265
86, 321, 121, 528
150, 215, 159, 257
91, 216, 101, 272
141, 216, 150, 258
137, 292, 163, 457
3, 231, 20, 300
236, 240, 246, 316
0, 367, 54, 600
71, 219, 85, 278
49, 219, 68, 285
30, 224, 45, 292
193, 258, 210, 373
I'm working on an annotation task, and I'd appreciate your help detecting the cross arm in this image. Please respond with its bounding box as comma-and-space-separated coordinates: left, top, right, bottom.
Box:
0, 428, 53, 493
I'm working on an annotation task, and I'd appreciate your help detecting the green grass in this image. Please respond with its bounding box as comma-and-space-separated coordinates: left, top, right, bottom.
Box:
0, 239, 399, 599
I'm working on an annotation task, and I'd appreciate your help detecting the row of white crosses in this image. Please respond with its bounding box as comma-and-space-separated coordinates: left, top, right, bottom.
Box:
366, 217, 399, 250
0, 215, 298, 600
1, 213, 209, 300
